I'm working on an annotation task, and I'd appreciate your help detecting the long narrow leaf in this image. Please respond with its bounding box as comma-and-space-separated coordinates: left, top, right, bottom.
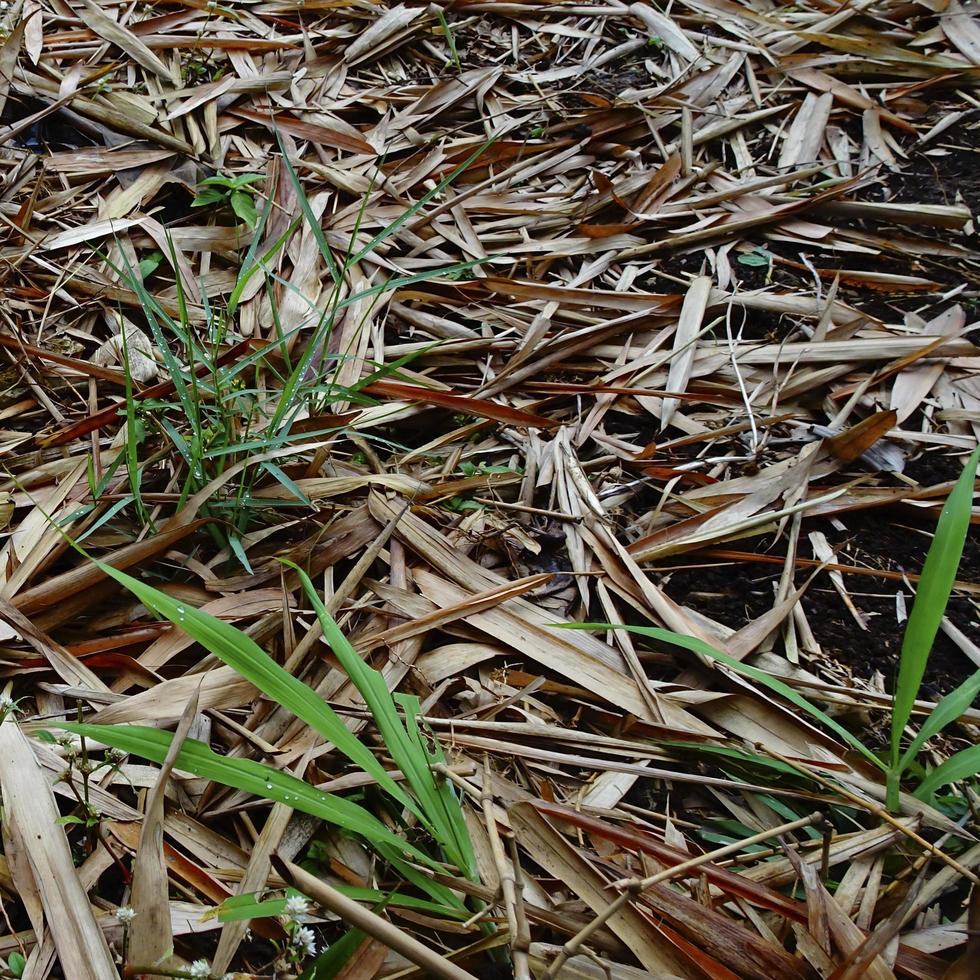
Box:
55, 723, 424, 862
84, 557, 419, 817
899, 670, 980, 772
398, 693, 477, 880
891, 445, 980, 771
288, 562, 475, 876
564, 623, 885, 769
915, 744, 980, 800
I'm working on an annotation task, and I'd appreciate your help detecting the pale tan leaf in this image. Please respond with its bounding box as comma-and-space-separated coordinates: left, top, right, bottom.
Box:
0, 720, 118, 978
128, 686, 202, 967
77, 0, 173, 79
510, 802, 693, 977
662, 276, 711, 428
942, 1, 980, 64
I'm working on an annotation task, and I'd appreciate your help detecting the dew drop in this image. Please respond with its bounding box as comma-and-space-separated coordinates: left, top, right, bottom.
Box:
265, 783, 273, 791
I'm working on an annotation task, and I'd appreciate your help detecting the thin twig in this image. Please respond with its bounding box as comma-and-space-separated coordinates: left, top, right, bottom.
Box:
757, 744, 980, 886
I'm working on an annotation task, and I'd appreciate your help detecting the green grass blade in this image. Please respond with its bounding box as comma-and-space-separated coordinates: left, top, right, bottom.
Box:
350, 139, 495, 266
227, 533, 253, 573
83, 557, 418, 817
287, 562, 475, 876
75, 495, 136, 543
260, 462, 313, 506
119, 329, 148, 527
890, 445, 980, 772
287, 563, 445, 823
398, 693, 477, 879
659, 741, 808, 780
299, 923, 367, 979
899, 670, 980, 773
436, 9, 461, 70
915, 743, 980, 800
564, 623, 885, 770
277, 131, 342, 287
226, 215, 303, 319
58, 721, 463, 915
55, 723, 424, 861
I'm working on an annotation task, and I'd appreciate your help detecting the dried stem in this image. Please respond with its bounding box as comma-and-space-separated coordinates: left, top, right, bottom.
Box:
481, 755, 529, 979
276, 857, 480, 980
758, 744, 980, 887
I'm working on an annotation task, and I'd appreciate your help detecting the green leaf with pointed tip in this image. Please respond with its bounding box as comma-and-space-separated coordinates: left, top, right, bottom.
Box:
299, 922, 368, 979
900, 670, 980, 772
562, 622, 884, 770
191, 188, 225, 207
81, 557, 419, 818
55, 722, 423, 861
286, 561, 476, 880
230, 190, 258, 227
915, 743, 980, 800
891, 446, 980, 777
55, 721, 463, 911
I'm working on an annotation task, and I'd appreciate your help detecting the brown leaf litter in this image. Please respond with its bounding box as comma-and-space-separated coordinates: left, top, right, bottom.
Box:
0, 1, 979, 978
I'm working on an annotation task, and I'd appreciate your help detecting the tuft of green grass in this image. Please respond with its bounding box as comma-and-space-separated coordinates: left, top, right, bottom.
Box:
888, 445, 980, 808
95, 135, 498, 564
55, 555, 476, 912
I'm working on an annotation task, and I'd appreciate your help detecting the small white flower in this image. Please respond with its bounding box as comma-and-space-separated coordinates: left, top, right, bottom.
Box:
292, 925, 317, 957
188, 960, 211, 979
0, 694, 15, 711
284, 895, 309, 918
115, 905, 136, 924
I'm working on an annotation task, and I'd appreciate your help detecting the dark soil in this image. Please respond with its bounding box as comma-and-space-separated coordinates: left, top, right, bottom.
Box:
655, 504, 980, 698
631, 113, 980, 702
889, 115, 980, 213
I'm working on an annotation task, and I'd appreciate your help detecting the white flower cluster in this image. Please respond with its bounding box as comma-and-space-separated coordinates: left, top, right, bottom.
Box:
284, 895, 309, 918
291, 925, 317, 958
279, 893, 317, 962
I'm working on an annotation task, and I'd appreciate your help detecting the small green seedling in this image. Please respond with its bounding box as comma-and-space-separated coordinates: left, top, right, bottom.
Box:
888, 444, 980, 809
737, 247, 773, 268
436, 9, 461, 70
192, 172, 266, 226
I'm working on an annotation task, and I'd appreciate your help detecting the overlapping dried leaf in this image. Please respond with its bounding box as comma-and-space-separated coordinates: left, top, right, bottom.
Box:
0, 1, 978, 977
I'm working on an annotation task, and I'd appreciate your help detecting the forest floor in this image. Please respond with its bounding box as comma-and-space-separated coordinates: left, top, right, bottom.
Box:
0, 2, 979, 979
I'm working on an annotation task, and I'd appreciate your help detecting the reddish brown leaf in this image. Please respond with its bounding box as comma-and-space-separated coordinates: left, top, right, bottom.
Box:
825, 410, 899, 463
362, 380, 557, 428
